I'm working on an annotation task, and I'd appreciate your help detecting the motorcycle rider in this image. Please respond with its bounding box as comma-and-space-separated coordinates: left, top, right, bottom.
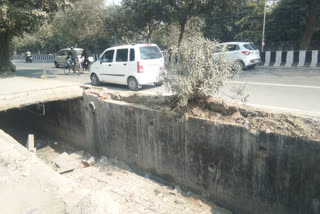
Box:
25, 50, 32, 63
66, 46, 78, 72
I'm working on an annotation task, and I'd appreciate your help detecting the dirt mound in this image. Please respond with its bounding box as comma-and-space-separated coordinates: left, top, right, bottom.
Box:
86, 90, 320, 141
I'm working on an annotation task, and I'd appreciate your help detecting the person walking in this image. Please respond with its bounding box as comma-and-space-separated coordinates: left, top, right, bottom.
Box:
81, 48, 91, 71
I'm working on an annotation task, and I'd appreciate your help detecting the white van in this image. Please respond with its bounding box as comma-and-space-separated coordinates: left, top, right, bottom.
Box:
90, 44, 166, 91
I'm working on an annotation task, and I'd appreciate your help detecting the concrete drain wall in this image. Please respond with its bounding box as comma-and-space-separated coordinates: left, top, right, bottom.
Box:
1, 94, 320, 214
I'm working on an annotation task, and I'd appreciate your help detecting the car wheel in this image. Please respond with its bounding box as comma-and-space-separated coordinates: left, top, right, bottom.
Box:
128, 77, 139, 91
235, 60, 245, 70
91, 73, 100, 86
247, 64, 256, 70
54, 61, 59, 68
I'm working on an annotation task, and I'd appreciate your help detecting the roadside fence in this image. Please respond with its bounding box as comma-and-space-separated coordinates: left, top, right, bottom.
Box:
13, 51, 320, 67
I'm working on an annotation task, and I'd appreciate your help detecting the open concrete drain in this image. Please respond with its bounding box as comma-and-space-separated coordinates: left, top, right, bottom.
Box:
0, 102, 231, 214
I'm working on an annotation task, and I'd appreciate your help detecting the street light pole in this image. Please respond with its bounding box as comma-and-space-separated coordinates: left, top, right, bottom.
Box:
262, 0, 266, 52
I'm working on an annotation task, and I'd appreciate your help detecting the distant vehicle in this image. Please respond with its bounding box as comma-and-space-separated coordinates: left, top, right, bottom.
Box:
213, 42, 261, 70
25, 51, 32, 63
25, 56, 32, 63
90, 44, 166, 91
54, 48, 83, 68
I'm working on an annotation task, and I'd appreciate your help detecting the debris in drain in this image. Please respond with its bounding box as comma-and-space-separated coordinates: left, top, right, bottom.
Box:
99, 155, 109, 163
80, 156, 96, 168
52, 152, 79, 174
154, 189, 164, 197
80, 161, 89, 168
26, 134, 36, 154
175, 199, 184, 204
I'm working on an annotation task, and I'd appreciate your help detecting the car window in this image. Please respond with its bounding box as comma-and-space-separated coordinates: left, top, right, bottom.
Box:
227, 45, 239, 51
58, 51, 65, 56
116, 49, 128, 62
139, 46, 162, 60
130, 48, 135, 61
100, 50, 114, 63
244, 44, 258, 50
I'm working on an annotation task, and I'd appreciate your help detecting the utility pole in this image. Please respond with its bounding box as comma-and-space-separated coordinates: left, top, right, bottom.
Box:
262, 0, 266, 52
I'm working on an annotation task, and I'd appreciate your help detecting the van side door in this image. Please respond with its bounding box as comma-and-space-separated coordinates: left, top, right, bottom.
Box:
111, 48, 129, 85
98, 49, 115, 82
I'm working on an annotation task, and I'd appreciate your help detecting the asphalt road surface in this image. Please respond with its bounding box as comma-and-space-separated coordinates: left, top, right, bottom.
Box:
13, 60, 320, 117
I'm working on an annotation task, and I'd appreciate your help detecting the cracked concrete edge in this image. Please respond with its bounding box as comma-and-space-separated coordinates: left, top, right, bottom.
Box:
0, 86, 83, 112
0, 129, 90, 213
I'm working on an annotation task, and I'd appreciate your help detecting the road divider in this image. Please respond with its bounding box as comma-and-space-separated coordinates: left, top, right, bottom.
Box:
260, 50, 320, 67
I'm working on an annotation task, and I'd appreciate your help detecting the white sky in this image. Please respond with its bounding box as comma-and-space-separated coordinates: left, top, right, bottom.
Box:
104, 0, 122, 5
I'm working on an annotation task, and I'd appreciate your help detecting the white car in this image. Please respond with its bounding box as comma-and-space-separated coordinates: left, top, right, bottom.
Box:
54, 48, 83, 68
214, 42, 261, 69
90, 44, 166, 91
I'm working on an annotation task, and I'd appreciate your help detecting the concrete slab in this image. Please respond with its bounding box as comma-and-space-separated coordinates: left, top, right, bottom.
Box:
0, 129, 89, 214
0, 77, 83, 111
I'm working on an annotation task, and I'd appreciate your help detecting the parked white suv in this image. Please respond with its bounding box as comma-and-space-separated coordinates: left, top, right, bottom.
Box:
90, 44, 166, 91
54, 48, 83, 68
213, 42, 261, 69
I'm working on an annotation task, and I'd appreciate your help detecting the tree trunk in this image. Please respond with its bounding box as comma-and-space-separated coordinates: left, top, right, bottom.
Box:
0, 31, 11, 73
146, 23, 153, 43
300, 0, 319, 50
178, 19, 187, 47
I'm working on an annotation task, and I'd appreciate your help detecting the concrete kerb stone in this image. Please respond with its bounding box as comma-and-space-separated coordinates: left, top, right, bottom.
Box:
262, 50, 320, 67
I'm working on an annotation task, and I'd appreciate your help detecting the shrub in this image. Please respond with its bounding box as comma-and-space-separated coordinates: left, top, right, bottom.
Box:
163, 36, 242, 110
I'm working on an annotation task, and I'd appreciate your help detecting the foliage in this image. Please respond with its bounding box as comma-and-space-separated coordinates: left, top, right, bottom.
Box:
0, 0, 72, 72
163, 0, 229, 46
267, 0, 320, 49
122, 0, 166, 43
163, 36, 240, 110
266, 0, 307, 42
203, 1, 265, 43
152, 17, 205, 50
52, 0, 106, 51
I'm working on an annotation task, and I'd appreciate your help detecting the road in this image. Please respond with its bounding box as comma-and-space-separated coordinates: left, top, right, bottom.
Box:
13, 60, 320, 117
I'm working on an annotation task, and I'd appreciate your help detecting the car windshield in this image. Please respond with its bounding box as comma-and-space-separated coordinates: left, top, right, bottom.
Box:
243, 44, 258, 50
139, 46, 162, 60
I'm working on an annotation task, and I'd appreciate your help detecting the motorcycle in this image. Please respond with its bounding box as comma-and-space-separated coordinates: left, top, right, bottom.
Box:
25, 56, 33, 63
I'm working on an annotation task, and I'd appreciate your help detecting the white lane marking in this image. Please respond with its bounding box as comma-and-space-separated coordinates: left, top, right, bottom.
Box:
17, 67, 42, 70
228, 81, 320, 89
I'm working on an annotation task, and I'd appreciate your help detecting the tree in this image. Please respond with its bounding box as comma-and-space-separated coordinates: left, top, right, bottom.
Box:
300, 0, 320, 49
0, 0, 70, 72
267, 0, 320, 50
164, 0, 239, 46
203, 1, 265, 43
122, 0, 166, 43
52, 0, 106, 51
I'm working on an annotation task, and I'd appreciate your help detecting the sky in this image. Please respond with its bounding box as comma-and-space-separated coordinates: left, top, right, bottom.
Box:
104, 0, 122, 5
